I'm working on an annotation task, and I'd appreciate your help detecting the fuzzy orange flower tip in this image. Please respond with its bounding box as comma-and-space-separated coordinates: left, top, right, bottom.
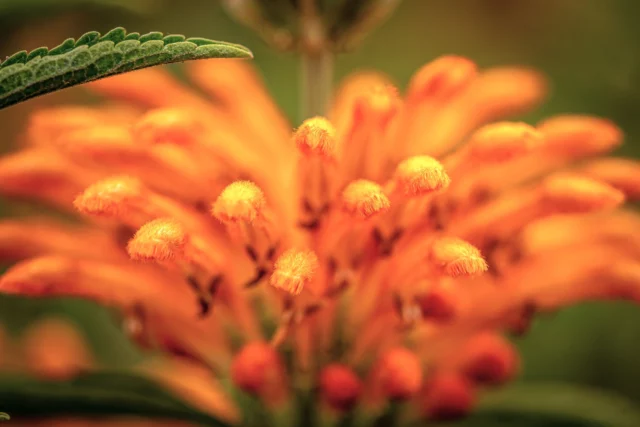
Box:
294, 116, 337, 159
319, 364, 363, 412
378, 347, 423, 400
341, 180, 391, 219
231, 342, 282, 396
212, 181, 266, 224
132, 108, 205, 146
461, 333, 519, 386
393, 156, 451, 197
74, 176, 143, 217
270, 249, 319, 295
127, 218, 187, 262
430, 237, 488, 277
468, 122, 542, 162
422, 374, 476, 421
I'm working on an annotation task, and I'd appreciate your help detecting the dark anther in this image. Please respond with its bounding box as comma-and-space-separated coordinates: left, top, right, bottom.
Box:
193, 200, 210, 213
379, 241, 394, 257
244, 268, 267, 288
390, 228, 403, 244
114, 225, 135, 248
266, 245, 277, 261
470, 186, 492, 205
392, 293, 403, 317
283, 296, 294, 311
245, 245, 259, 262
304, 304, 323, 317
428, 204, 445, 231
302, 198, 314, 213
319, 202, 331, 215
186, 275, 201, 292
508, 301, 538, 337
327, 257, 338, 275
198, 298, 211, 317
326, 278, 349, 298
208, 275, 222, 296
372, 228, 384, 245
298, 218, 320, 230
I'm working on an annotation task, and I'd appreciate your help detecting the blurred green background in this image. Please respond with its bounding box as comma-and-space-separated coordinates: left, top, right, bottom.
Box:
0, 0, 639, 407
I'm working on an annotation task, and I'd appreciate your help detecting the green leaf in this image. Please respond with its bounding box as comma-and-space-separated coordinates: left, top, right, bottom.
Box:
446, 383, 640, 427
0, 371, 231, 426
0, 27, 253, 110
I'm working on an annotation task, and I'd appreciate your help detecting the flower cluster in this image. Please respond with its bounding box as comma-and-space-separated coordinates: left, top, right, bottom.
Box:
0, 55, 639, 425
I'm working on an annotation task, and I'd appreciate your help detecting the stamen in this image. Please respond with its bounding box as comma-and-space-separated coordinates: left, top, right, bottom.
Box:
213, 181, 267, 224
270, 249, 319, 295
74, 176, 145, 219
294, 117, 337, 160
341, 180, 391, 219
377, 347, 423, 400
127, 218, 187, 263
390, 156, 451, 197
430, 237, 488, 277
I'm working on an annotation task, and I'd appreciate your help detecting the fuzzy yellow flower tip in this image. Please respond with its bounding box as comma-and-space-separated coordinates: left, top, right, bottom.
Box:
127, 218, 187, 262
0, 56, 638, 424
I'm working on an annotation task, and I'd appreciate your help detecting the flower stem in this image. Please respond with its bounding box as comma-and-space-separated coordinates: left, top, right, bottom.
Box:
300, 49, 334, 120
299, 0, 333, 121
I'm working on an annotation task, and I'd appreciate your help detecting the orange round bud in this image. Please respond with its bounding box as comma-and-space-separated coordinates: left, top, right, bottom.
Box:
55, 125, 138, 162
422, 373, 476, 421
294, 117, 337, 159
467, 122, 542, 162
127, 218, 187, 262
132, 108, 205, 146
430, 237, 488, 277
74, 176, 144, 218
22, 318, 92, 380
231, 342, 283, 396
407, 56, 478, 101
212, 180, 266, 224
417, 287, 458, 323
462, 333, 519, 385
341, 180, 391, 219
581, 158, 640, 201
319, 364, 363, 411
538, 115, 622, 157
354, 85, 400, 126
393, 156, 450, 197
270, 249, 319, 295
377, 347, 423, 400
542, 175, 625, 213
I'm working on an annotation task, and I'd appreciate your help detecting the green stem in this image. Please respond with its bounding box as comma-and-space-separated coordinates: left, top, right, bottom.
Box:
300, 49, 334, 121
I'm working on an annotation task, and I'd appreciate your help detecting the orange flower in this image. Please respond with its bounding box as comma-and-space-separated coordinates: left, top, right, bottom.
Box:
0, 56, 638, 423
